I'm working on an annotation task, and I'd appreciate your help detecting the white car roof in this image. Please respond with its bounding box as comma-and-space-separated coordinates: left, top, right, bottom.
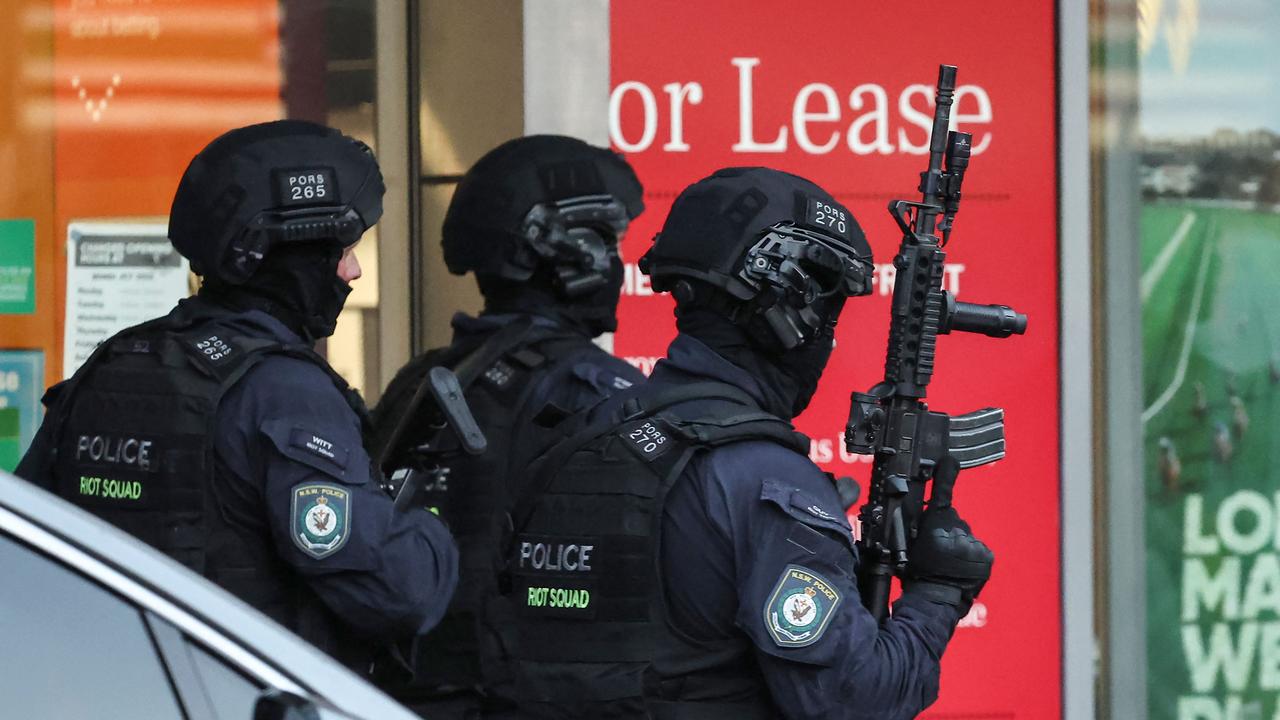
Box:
0, 470, 420, 720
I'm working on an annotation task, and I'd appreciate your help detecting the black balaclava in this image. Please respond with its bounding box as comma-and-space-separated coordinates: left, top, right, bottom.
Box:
475, 253, 626, 337
675, 291, 843, 419
200, 240, 350, 342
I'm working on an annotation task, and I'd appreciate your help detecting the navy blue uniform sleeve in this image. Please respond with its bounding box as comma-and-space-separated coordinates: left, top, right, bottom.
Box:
525, 345, 644, 430
556, 349, 644, 408
662, 442, 962, 720
14, 415, 56, 489
15, 379, 72, 490
505, 344, 645, 468
219, 356, 458, 641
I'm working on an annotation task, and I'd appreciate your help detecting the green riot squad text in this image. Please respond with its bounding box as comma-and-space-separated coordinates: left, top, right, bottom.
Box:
527, 586, 591, 609
78, 475, 143, 501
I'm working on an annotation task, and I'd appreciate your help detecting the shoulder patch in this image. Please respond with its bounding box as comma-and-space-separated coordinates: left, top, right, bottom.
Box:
802, 503, 839, 523
189, 333, 237, 366
290, 483, 352, 559
289, 428, 350, 470
483, 358, 517, 389
763, 564, 843, 648
618, 418, 673, 462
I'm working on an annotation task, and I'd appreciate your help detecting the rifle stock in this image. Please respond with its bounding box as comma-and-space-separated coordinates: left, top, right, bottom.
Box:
381, 366, 487, 514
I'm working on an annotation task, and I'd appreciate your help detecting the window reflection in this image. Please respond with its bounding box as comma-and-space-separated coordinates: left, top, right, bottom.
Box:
1138, 1, 1280, 717
0, 532, 183, 719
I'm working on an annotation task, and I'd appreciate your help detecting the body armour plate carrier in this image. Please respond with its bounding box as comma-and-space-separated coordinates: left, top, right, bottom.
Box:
42, 303, 367, 654
373, 319, 619, 703
494, 383, 810, 719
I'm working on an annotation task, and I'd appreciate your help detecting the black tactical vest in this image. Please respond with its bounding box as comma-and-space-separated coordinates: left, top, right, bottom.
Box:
371, 318, 623, 707
41, 300, 370, 662
494, 382, 809, 719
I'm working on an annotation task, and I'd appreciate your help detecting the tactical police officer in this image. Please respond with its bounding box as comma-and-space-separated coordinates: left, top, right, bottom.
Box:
17, 120, 459, 671
368, 135, 645, 715
502, 167, 994, 719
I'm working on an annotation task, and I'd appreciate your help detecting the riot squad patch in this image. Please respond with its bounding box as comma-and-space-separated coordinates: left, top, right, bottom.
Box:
74, 475, 149, 507
290, 483, 351, 559
763, 564, 842, 648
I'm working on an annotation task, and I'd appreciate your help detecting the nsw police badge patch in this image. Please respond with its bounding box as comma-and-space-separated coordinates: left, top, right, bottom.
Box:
290, 483, 351, 559
764, 564, 842, 647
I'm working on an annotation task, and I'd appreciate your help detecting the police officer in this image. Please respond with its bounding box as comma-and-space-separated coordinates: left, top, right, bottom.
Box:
503, 167, 994, 718
17, 120, 458, 671
368, 135, 645, 715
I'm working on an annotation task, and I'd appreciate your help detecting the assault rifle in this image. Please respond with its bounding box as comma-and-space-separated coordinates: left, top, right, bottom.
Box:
378, 366, 487, 513
844, 65, 1027, 622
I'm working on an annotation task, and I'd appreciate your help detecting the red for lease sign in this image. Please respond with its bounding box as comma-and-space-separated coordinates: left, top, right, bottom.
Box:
610, 2, 1061, 717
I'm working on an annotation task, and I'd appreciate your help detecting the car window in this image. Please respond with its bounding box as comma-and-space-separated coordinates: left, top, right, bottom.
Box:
0, 532, 184, 719
187, 640, 264, 720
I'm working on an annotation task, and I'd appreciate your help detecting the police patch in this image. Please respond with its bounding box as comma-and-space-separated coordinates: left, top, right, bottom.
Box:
618, 419, 672, 462
763, 564, 842, 647
802, 196, 853, 242
190, 334, 235, 366
290, 483, 351, 559
483, 359, 516, 389
288, 428, 349, 471
273, 166, 337, 208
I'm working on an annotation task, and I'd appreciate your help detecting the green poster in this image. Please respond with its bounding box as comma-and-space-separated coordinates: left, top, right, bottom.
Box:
0, 408, 18, 471
1142, 205, 1280, 720
0, 219, 35, 315
0, 351, 42, 472
1141, 2, 1280, 718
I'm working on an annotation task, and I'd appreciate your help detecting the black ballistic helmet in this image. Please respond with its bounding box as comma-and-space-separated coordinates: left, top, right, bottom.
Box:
169, 120, 385, 284
640, 167, 874, 350
442, 135, 644, 298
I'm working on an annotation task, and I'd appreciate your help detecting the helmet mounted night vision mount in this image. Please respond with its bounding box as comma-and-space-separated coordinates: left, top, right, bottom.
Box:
223, 206, 365, 284
517, 193, 630, 299
645, 221, 873, 352
734, 222, 873, 350
740, 222, 873, 302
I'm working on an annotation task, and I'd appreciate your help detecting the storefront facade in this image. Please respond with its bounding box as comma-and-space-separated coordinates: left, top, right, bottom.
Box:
2, 1, 1276, 717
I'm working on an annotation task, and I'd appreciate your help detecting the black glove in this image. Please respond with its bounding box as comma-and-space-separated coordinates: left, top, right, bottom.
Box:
832, 475, 860, 512
901, 457, 994, 611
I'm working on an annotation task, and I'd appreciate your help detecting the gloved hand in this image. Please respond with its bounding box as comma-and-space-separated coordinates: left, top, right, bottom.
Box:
901, 456, 994, 611
832, 474, 860, 512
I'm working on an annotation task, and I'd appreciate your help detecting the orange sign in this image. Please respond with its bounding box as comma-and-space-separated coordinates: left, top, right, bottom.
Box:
49, 0, 283, 376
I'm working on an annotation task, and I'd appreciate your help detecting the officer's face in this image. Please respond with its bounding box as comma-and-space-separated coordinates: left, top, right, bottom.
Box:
337, 243, 362, 284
